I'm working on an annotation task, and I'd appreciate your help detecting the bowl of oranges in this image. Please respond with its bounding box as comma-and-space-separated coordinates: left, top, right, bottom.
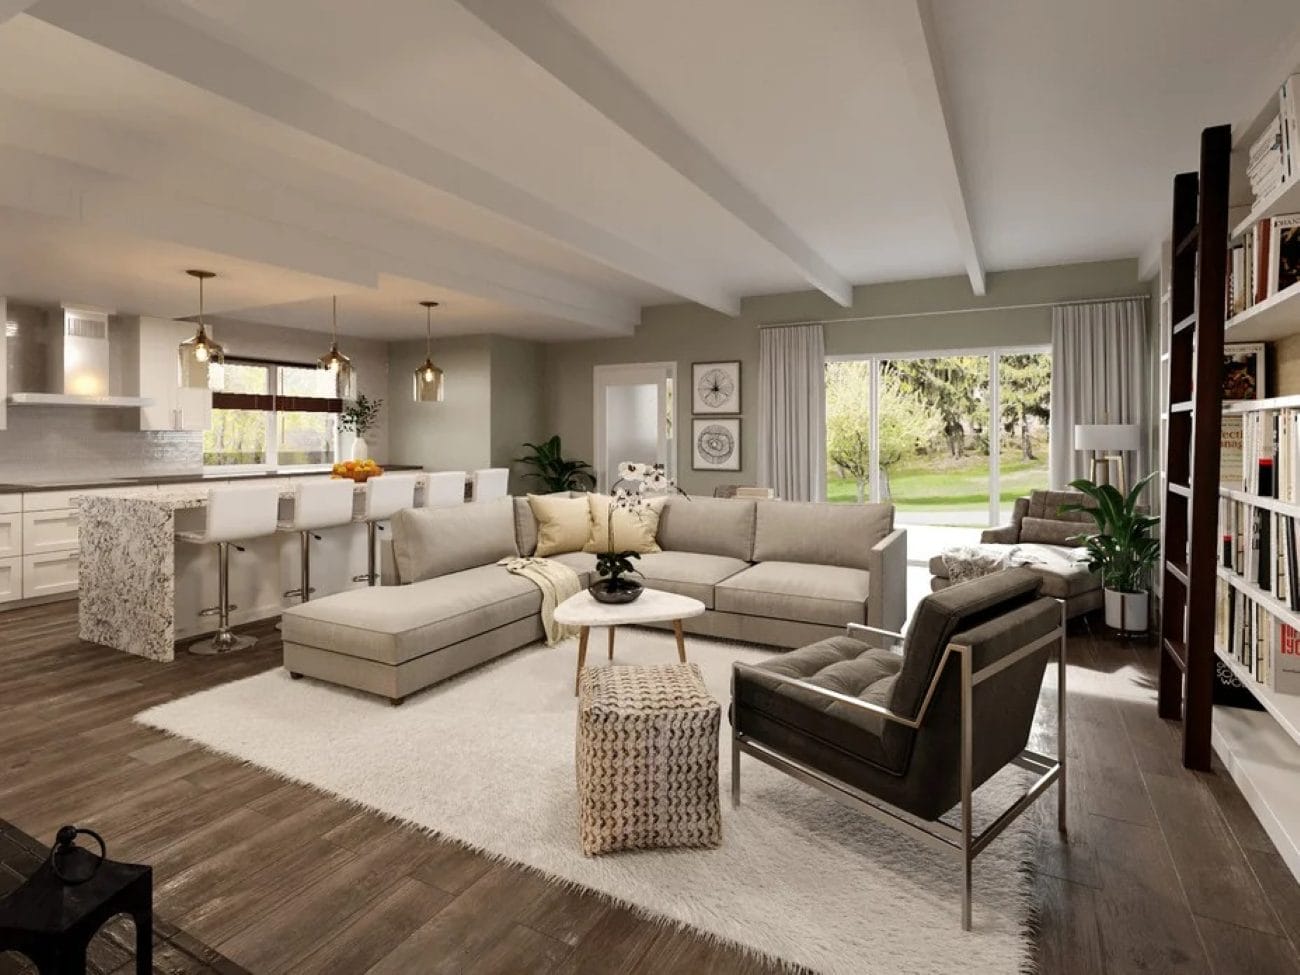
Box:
331, 459, 384, 482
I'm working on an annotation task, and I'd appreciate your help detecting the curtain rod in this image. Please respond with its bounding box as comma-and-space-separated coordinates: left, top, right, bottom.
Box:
758, 294, 1150, 329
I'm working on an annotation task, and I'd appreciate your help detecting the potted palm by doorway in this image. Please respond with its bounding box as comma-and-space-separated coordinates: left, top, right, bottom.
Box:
1060, 473, 1160, 632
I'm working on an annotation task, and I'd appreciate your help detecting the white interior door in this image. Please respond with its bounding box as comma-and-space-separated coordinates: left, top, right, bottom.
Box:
593, 363, 676, 492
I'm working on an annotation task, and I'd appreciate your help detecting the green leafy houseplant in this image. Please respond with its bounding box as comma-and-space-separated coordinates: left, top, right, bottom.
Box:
516, 435, 595, 492
340, 394, 383, 437
1059, 473, 1160, 594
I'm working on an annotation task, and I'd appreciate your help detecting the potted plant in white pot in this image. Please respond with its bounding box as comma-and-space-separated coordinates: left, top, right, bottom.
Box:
1060, 473, 1160, 632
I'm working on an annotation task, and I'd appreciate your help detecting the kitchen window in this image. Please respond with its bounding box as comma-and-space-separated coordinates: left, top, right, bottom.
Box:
203, 360, 342, 470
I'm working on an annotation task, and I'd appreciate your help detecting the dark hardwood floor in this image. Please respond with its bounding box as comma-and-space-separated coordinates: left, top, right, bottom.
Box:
1, 600, 1298, 974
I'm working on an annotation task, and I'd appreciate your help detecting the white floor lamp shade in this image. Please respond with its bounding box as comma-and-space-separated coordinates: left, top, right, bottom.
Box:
1074, 423, 1142, 491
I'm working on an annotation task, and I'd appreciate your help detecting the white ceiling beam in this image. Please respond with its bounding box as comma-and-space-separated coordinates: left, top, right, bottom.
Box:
28, 0, 738, 317
885, 0, 986, 296
0, 144, 638, 334
0, 0, 40, 26
453, 0, 853, 308
0, 95, 639, 332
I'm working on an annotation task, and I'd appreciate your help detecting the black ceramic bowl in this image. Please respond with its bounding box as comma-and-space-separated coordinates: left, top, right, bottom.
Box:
590, 579, 644, 604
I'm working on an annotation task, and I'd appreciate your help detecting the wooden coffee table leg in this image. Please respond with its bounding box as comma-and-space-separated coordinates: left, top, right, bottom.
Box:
575, 626, 590, 696
607, 626, 616, 660
673, 619, 687, 662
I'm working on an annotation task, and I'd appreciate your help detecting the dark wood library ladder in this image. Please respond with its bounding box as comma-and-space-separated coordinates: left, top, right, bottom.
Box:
1158, 123, 1231, 771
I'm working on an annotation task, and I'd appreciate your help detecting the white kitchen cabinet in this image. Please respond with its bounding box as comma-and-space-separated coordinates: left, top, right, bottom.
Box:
0, 557, 19, 603
22, 551, 79, 598
0, 512, 21, 559
0, 494, 19, 514
125, 316, 213, 432
22, 509, 78, 554
22, 490, 80, 511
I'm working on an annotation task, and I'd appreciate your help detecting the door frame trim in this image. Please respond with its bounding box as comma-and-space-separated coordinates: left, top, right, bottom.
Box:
592, 362, 678, 493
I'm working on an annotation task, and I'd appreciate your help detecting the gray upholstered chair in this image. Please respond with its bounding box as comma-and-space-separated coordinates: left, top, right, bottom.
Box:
730, 568, 1066, 929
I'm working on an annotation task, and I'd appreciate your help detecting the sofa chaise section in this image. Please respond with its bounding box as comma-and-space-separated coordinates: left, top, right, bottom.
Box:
282, 562, 544, 704
928, 490, 1102, 618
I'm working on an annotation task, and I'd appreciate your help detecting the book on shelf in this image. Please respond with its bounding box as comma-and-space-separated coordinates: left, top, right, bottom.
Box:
1227, 215, 1300, 315
1242, 76, 1300, 208
1281, 624, 1300, 693
1218, 495, 1300, 604
1228, 408, 1300, 499
1214, 575, 1277, 687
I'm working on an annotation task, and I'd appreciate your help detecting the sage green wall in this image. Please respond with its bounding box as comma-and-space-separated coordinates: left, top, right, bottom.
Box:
488, 335, 547, 493
543, 259, 1144, 496
387, 335, 492, 471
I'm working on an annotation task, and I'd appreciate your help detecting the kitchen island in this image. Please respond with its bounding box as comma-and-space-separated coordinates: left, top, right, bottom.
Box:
75, 475, 437, 661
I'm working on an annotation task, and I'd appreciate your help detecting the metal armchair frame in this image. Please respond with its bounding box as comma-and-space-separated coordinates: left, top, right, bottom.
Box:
731, 601, 1067, 930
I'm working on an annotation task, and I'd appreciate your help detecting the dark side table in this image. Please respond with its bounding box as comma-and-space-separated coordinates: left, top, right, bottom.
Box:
0, 846, 152, 974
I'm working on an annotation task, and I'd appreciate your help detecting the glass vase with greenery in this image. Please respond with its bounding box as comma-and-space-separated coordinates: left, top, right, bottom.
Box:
340, 394, 383, 439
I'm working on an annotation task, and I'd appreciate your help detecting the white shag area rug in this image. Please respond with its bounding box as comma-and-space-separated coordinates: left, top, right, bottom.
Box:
137, 630, 1037, 974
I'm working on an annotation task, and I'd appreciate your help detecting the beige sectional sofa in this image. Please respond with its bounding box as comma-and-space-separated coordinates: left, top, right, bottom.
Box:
280, 494, 907, 703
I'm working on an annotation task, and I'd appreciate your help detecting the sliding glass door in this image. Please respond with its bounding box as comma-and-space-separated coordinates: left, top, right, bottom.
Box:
825, 347, 1051, 562
878, 355, 991, 528
995, 352, 1052, 521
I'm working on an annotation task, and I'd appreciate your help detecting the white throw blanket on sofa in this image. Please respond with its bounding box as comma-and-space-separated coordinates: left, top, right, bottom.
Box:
941, 544, 1052, 584
941, 543, 1088, 584
498, 557, 582, 645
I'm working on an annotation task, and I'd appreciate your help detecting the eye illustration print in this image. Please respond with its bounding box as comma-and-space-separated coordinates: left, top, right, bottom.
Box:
692, 418, 741, 470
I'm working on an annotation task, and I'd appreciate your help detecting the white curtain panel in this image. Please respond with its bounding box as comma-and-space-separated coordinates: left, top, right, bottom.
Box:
1049, 298, 1149, 489
757, 324, 826, 502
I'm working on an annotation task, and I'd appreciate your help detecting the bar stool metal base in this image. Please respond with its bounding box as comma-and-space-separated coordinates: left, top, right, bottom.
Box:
352, 521, 382, 587
189, 631, 256, 655
188, 540, 258, 656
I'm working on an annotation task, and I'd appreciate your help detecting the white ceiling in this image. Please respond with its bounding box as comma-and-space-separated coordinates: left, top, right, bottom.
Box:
0, 0, 1297, 341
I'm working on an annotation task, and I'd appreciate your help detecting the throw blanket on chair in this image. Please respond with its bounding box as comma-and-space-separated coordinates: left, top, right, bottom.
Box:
941, 544, 1049, 584
498, 557, 582, 646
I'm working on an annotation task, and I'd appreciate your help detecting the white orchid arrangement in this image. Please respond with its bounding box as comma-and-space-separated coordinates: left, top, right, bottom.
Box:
595, 462, 686, 586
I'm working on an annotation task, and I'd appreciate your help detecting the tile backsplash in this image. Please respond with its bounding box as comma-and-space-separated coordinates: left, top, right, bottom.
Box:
0, 406, 202, 482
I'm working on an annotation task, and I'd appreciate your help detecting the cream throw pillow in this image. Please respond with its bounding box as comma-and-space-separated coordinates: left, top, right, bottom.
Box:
584, 493, 665, 554
527, 494, 591, 557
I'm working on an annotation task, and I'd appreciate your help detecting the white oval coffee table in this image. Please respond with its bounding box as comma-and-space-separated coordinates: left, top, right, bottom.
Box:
554, 588, 707, 695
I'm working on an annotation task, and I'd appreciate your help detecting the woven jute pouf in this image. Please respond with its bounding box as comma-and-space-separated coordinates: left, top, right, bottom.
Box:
576, 662, 721, 855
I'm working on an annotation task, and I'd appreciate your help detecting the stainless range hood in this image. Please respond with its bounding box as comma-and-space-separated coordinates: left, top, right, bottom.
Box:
6, 306, 152, 408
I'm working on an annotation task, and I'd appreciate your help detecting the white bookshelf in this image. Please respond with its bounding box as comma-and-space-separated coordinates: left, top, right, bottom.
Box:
1217, 566, 1300, 632
1231, 178, 1300, 240
1224, 280, 1300, 343
1219, 486, 1300, 517
1222, 392, 1300, 414
1214, 641, 1300, 745
1211, 71, 1300, 884
1213, 707, 1300, 881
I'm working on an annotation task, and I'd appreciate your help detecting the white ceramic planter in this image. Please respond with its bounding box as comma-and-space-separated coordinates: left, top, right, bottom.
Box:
1104, 588, 1148, 632
350, 435, 370, 461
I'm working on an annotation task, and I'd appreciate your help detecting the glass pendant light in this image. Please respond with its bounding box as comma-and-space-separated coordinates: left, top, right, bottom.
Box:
178, 269, 225, 388
317, 295, 357, 399
413, 300, 445, 402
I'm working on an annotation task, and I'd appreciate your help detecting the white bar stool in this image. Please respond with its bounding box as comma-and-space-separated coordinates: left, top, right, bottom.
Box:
280, 478, 357, 603
352, 473, 419, 586
177, 484, 281, 655
422, 471, 467, 508
471, 468, 510, 502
